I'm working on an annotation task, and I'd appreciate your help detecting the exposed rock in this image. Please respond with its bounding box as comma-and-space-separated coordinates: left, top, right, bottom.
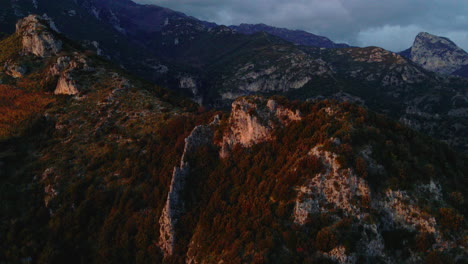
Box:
159, 118, 217, 257
48, 56, 72, 76
323, 246, 356, 264
219, 49, 333, 99
294, 146, 372, 225
179, 76, 198, 95
408, 32, 468, 75
54, 73, 79, 95
16, 14, 62, 57
220, 97, 301, 157
352, 47, 406, 64
50, 54, 92, 95
4, 60, 27, 78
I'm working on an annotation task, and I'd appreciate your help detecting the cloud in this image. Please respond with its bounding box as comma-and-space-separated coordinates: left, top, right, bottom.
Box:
134, 0, 468, 51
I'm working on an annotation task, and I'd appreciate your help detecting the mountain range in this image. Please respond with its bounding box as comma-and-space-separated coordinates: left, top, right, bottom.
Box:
1, 0, 466, 152
0, 1, 467, 263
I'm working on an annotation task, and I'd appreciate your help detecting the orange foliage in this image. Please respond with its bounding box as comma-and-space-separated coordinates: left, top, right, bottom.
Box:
0, 85, 54, 139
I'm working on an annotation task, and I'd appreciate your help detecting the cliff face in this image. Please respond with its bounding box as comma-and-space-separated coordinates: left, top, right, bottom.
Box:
220, 97, 301, 157
16, 15, 62, 58
159, 119, 217, 257
408, 32, 468, 76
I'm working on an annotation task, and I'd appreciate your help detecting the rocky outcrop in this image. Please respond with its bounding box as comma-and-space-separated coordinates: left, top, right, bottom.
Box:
220, 97, 301, 157
54, 73, 80, 95
16, 14, 62, 58
407, 32, 468, 75
3, 60, 27, 78
49, 54, 92, 95
294, 146, 372, 225
293, 143, 456, 263
219, 51, 332, 99
159, 118, 217, 257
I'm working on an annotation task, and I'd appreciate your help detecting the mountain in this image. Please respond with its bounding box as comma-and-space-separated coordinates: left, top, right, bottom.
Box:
400, 32, 468, 78
0, 1, 467, 153
0, 0, 346, 103
200, 42, 468, 152
1, 14, 467, 264
230, 23, 349, 48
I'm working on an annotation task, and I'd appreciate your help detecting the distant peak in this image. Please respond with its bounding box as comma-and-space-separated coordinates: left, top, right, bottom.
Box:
413, 31, 457, 47
409, 31, 468, 75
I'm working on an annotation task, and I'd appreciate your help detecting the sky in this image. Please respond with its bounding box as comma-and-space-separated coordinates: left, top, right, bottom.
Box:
134, 0, 468, 52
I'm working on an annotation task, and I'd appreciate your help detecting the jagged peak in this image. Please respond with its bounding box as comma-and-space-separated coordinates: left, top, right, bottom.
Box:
409, 31, 468, 75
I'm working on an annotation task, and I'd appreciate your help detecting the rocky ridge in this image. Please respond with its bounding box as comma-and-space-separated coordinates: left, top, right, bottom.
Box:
2, 15, 94, 95
159, 117, 218, 257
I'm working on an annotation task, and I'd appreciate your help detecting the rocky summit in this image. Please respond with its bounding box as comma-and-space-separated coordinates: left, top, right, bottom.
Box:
402, 32, 468, 77
0, 3, 467, 264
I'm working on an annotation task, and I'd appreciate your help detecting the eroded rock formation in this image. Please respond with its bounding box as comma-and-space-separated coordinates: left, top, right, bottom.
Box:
159, 118, 217, 257
220, 96, 301, 157
16, 14, 62, 58
408, 32, 468, 75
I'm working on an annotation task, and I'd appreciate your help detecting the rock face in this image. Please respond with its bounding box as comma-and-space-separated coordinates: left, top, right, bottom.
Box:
16, 14, 62, 57
159, 120, 216, 257
294, 144, 455, 263
49, 54, 92, 95
54, 73, 80, 95
220, 97, 301, 157
406, 32, 468, 76
218, 49, 333, 100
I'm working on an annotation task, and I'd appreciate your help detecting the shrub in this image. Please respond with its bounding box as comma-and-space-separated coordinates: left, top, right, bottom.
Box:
438, 208, 464, 232
315, 227, 338, 252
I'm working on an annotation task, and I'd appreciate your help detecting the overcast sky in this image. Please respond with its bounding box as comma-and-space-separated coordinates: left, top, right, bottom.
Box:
134, 0, 468, 52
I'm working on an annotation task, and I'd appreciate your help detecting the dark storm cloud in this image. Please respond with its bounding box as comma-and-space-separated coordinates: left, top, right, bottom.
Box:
134, 0, 468, 51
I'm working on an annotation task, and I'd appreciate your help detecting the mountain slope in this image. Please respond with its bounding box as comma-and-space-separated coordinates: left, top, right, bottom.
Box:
0, 16, 467, 264
401, 32, 468, 78
0, 1, 467, 153
230, 23, 349, 48
201, 43, 468, 152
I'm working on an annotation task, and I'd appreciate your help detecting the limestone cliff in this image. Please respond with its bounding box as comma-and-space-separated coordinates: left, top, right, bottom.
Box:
220, 96, 301, 157
407, 32, 468, 76
158, 118, 218, 257
16, 14, 62, 58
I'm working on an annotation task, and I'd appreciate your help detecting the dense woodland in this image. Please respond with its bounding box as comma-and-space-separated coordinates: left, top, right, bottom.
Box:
1, 90, 466, 263
0, 11, 466, 264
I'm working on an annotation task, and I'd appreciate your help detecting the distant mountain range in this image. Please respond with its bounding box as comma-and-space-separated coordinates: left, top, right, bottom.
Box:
229, 23, 349, 48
